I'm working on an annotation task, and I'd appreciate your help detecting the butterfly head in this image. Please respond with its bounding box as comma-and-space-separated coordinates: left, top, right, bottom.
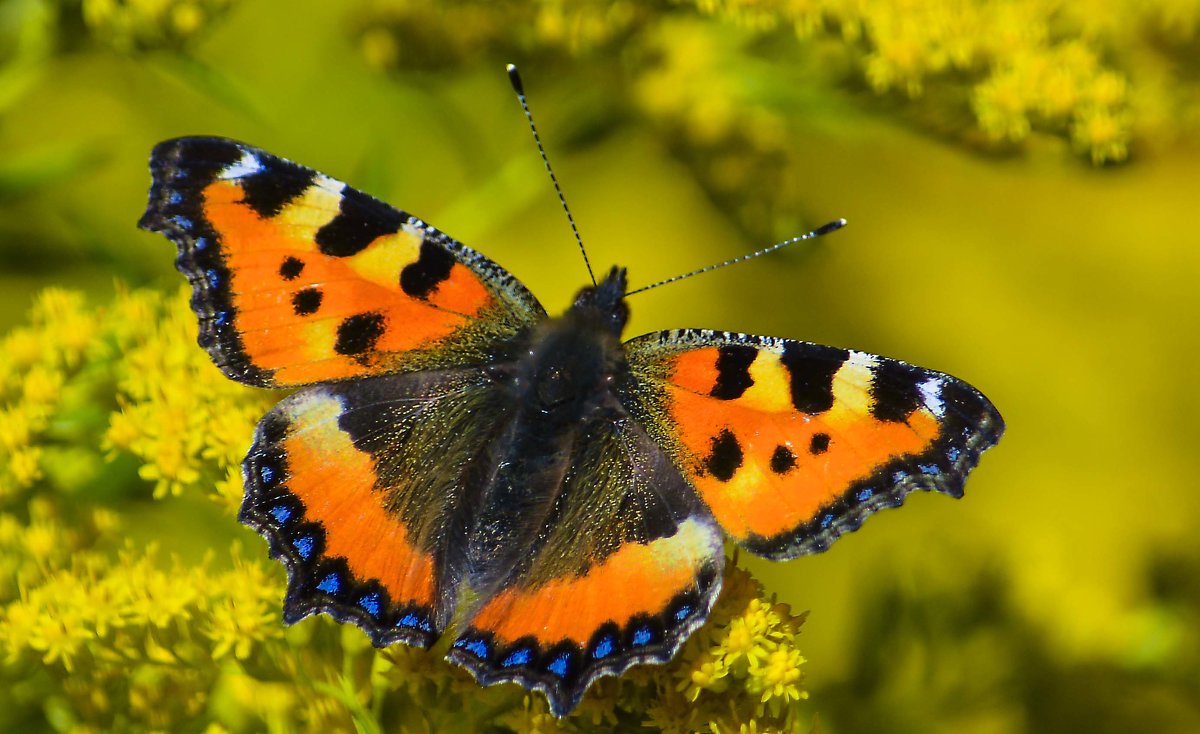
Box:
571, 266, 629, 337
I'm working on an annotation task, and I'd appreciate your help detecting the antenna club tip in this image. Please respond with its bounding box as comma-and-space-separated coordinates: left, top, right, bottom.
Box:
814, 218, 848, 236
506, 64, 525, 95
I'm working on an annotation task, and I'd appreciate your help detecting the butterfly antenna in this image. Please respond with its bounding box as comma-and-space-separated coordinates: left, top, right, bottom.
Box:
507, 64, 596, 286
625, 218, 847, 297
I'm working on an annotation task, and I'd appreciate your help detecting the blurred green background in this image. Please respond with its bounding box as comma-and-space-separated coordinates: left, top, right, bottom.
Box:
2, 0, 1199, 731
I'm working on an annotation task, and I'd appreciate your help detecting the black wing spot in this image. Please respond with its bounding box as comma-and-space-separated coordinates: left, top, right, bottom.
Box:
809, 433, 830, 454
334, 312, 386, 356
399, 239, 456, 299
781, 343, 847, 414
279, 256, 305, 281
705, 429, 743, 482
239, 162, 314, 218
710, 345, 757, 400
315, 187, 407, 257
292, 287, 323, 316
770, 444, 797, 474
870, 360, 924, 422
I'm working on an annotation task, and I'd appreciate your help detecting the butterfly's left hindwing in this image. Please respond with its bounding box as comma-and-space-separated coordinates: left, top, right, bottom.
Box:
625, 329, 1004, 559
241, 367, 506, 646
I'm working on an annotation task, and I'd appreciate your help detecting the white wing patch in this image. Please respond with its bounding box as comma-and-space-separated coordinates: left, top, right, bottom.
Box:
919, 377, 946, 417
220, 149, 264, 180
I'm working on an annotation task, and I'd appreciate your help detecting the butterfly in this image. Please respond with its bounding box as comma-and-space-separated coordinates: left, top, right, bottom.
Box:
138, 133, 1003, 716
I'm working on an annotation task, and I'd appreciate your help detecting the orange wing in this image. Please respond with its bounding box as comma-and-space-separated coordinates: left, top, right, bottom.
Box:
139, 137, 544, 387
625, 329, 1004, 559
241, 367, 507, 647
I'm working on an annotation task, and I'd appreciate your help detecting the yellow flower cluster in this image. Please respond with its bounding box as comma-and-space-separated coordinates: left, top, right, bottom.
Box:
0, 286, 271, 506
687, 0, 1139, 163
100, 288, 273, 504
81, 0, 236, 51
0, 287, 813, 732
1, 536, 284, 720
353, 0, 1199, 165
970, 42, 1130, 163
657, 563, 810, 732
2, 289, 102, 497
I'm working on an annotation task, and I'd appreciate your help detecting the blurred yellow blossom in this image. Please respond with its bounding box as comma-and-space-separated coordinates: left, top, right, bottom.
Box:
81, 0, 236, 51
6, 446, 43, 490
352, 0, 647, 68
498, 694, 566, 734
973, 69, 1034, 143
1072, 105, 1131, 164
352, 0, 1200, 166
1, 327, 43, 372
683, 0, 1144, 163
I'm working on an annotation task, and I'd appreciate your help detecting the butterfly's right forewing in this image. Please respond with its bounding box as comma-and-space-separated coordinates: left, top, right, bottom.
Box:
624, 329, 1004, 559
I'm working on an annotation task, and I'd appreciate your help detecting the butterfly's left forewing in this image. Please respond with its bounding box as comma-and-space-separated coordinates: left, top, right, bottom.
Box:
139, 137, 545, 387
625, 329, 1004, 559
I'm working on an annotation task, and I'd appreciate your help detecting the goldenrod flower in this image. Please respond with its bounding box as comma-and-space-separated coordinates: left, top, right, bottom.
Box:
2, 328, 43, 372
679, 648, 730, 701
499, 694, 566, 734
748, 645, 808, 713
355, 0, 1175, 166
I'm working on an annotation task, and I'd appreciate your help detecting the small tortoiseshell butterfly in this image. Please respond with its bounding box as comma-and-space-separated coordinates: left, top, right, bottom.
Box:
139, 92, 1002, 715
